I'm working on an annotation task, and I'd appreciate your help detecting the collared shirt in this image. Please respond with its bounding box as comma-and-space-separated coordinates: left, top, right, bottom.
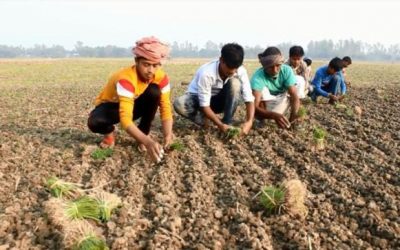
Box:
187, 59, 254, 107
285, 60, 309, 83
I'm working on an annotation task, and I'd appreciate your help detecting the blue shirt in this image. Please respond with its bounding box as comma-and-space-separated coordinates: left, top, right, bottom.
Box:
312, 65, 346, 97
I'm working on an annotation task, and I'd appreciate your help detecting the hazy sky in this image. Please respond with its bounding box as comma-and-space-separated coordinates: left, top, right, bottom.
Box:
1, 0, 399, 49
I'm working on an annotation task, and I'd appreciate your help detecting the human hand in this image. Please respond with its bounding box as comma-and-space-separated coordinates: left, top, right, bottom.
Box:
241, 121, 253, 135
273, 113, 291, 129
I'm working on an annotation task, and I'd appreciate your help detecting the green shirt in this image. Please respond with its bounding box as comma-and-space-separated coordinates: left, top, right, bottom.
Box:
251, 64, 296, 95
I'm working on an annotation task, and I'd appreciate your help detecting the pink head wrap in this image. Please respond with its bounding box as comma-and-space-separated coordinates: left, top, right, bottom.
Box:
132, 36, 170, 63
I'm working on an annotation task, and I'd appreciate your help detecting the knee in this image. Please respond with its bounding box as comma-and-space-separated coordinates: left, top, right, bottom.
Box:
87, 116, 99, 133
147, 83, 161, 99
173, 95, 187, 115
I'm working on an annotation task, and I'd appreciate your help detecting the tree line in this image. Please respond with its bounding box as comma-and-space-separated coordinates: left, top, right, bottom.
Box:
1, 39, 400, 61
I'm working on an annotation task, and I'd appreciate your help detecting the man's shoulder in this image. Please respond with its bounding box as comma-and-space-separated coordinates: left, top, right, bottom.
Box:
196, 59, 218, 76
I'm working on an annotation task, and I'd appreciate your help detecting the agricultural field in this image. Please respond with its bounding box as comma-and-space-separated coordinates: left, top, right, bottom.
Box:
0, 58, 399, 249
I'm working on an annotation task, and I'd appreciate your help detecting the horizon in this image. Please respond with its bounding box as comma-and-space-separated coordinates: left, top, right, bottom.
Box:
0, 0, 399, 50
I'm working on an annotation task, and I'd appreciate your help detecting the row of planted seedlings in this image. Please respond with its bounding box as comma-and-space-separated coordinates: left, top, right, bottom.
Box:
44, 177, 122, 250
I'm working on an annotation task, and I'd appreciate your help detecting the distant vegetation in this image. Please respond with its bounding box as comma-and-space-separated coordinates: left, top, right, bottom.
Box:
1, 39, 400, 61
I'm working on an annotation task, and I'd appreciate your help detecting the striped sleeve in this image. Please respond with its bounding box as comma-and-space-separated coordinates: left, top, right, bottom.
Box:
159, 75, 171, 93
158, 75, 173, 121
116, 79, 135, 98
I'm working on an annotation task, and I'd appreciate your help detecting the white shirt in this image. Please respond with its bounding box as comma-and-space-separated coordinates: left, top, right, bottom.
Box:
187, 59, 254, 107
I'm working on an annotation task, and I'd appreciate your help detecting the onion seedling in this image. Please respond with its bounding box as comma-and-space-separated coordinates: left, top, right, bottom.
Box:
65, 196, 101, 222
46, 176, 83, 199
226, 126, 241, 139
92, 191, 122, 222
91, 148, 113, 160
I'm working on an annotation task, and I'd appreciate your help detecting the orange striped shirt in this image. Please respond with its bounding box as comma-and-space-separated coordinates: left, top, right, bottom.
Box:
94, 66, 172, 129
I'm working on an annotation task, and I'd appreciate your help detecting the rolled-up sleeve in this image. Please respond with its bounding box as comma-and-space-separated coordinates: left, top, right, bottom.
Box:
239, 69, 255, 103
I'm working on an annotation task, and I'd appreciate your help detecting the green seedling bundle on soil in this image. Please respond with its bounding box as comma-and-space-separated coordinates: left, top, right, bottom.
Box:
65, 196, 101, 222
169, 140, 185, 151
345, 108, 354, 117
297, 106, 307, 118
313, 127, 327, 140
91, 191, 122, 222
91, 148, 113, 160
226, 126, 241, 139
73, 235, 108, 250
46, 176, 83, 199
65, 220, 109, 250
313, 127, 327, 150
258, 180, 308, 218
259, 186, 286, 214
334, 103, 347, 110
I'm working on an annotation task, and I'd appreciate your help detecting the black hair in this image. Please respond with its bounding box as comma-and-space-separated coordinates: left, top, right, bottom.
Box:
328, 57, 343, 72
303, 57, 312, 66
258, 46, 281, 59
289, 46, 305, 57
342, 56, 352, 65
221, 43, 244, 69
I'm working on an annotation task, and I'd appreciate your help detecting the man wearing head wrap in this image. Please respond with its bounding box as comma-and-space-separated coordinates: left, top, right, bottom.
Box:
173, 43, 255, 135
251, 46, 300, 129
87, 36, 173, 163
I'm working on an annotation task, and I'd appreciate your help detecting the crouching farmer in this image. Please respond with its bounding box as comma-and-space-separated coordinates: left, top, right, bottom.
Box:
309, 57, 346, 104
87, 36, 174, 163
173, 43, 255, 135
251, 47, 300, 129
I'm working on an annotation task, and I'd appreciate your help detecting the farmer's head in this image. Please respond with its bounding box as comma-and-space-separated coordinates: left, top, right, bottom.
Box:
289, 45, 305, 68
133, 36, 169, 82
258, 46, 284, 77
327, 57, 343, 75
219, 43, 244, 79
342, 56, 352, 68
304, 57, 312, 67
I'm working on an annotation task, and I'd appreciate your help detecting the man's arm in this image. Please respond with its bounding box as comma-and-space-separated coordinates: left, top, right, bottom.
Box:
125, 124, 162, 162
312, 72, 330, 98
241, 102, 255, 135
287, 85, 300, 122
201, 106, 230, 132
161, 119, 173, 148
253, 90, 290, 129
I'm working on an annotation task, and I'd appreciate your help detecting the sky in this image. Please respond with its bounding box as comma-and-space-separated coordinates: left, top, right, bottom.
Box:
0, 0, 399, 50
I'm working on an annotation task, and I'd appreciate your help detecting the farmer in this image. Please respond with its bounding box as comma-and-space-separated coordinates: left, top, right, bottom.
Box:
87, 36, 173, 163
341, 56, 352, 87
309, 57, 346, 104
303, 57, 313, 85
285, 46, 309, 98
251, 47, 300, 129
173, 43, 255, 135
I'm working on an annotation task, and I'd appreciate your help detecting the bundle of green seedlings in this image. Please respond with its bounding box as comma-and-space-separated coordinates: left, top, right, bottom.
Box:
91, 148, 113, 160
169, 139, 185, 151
345, 107, 354, 117
334, 103, 347, 110
64, 220, 109, 250
46, 176, 83, 199
225, 126, 241, 139
313, 127, 327, 150
258, 179, 307, 219
90, 191, 122, 222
